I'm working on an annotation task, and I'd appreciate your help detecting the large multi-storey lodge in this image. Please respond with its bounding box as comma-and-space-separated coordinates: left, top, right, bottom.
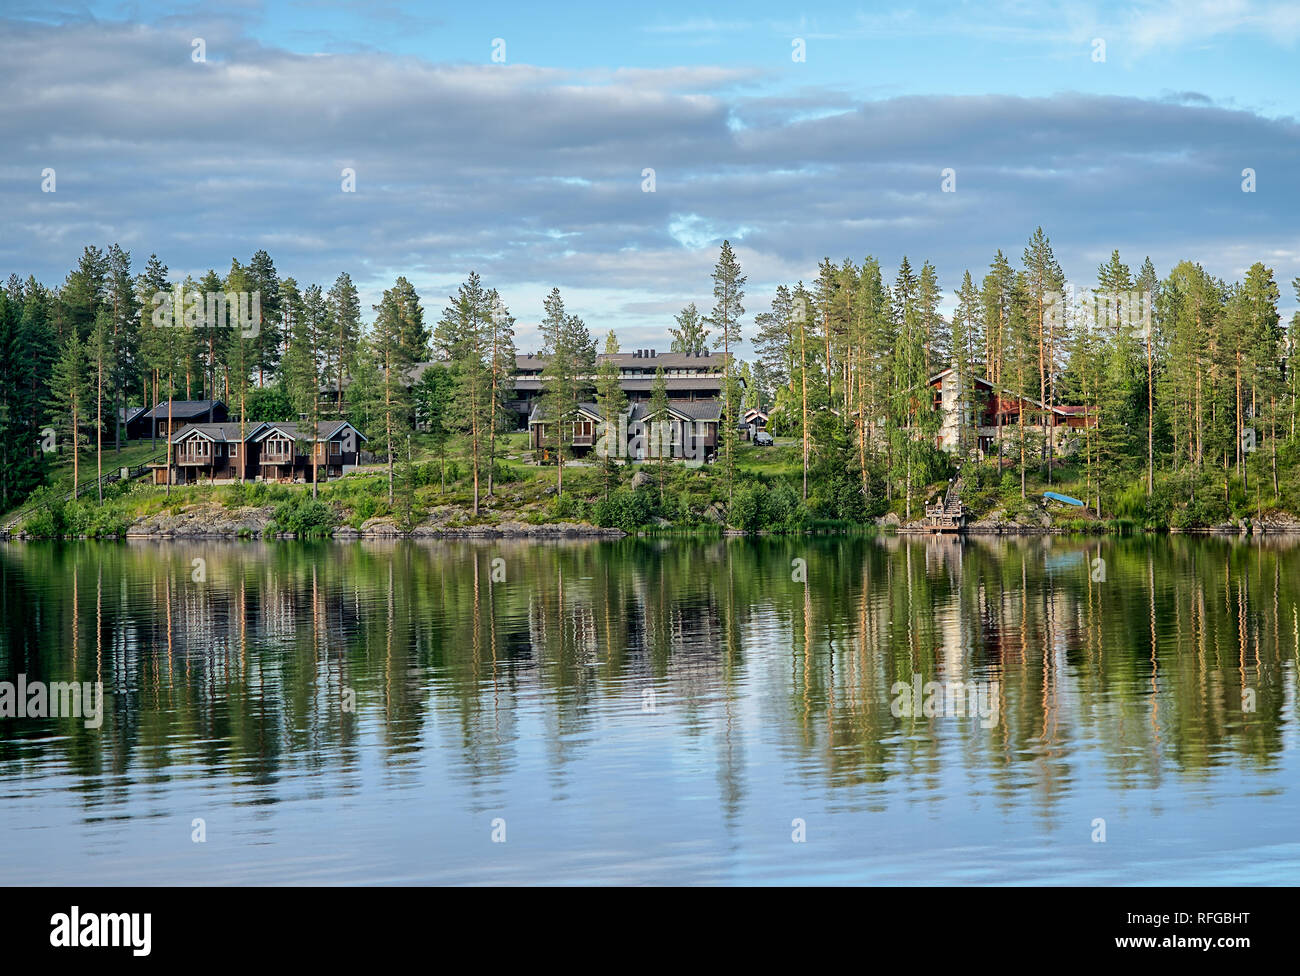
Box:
520, 348, 729, 461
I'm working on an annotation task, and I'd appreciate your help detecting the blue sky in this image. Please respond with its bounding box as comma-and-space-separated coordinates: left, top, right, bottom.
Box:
2, 1, 1297, 351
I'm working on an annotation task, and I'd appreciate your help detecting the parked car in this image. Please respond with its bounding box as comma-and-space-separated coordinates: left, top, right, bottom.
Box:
754, 431, 774, 446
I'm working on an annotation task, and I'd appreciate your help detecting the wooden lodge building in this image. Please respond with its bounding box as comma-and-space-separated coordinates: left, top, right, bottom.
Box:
136, 400, 228, 439
149, 420, 367, 485
928, 368, 1095, 457
528, 398, 722, 461
523, 348, 730, 460
511, 348, 727, 428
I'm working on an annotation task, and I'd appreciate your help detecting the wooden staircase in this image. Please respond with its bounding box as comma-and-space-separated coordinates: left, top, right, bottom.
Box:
922, 476, 968, 532
1, 452, 165, 535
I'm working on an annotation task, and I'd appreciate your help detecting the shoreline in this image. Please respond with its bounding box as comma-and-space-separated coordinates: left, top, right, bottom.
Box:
9, 519, 1300, 541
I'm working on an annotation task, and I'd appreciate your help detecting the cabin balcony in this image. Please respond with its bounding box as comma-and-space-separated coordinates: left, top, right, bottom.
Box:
571, 435, 595, 447
261, 452, 294, 465
175, 452, 214, 466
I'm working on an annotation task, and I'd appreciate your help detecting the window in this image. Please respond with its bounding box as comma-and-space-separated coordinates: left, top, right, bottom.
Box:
230, 443, 239, 458
330, 440, 341, 456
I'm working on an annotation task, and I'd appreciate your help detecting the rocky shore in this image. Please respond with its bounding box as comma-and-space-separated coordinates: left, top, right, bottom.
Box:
100, 503, 626, 540
90, 504, 624, 543
12, 497, 1300, 541
879, 507, 1300, 535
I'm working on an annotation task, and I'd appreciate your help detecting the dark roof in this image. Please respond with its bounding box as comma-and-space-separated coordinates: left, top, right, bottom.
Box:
172, 419, 366, 445
598, 350, 729, 370
527, 401, 604, 423
532, 398, 722, 425
669, 400, 723, 422
170, 422, 262, 444
513, 375, 725, 394
516, 350, 729, 373
629, 401, 722, 422
119, 406, 148, 424
144, 400, 226, 420
619, 376, 727, 392
253, 420, 367, 443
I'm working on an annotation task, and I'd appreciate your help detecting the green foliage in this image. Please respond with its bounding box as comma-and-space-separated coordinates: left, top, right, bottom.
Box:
591, 487, 651, 531
245, 382, 295, 422
550, 490, 588, 522
269, 494, 338, 537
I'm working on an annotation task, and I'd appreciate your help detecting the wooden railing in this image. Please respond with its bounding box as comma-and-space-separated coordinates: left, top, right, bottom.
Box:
2, 451, 166, 533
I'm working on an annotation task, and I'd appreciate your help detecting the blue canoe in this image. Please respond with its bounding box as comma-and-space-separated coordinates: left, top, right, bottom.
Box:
1043, 491, 1084, 507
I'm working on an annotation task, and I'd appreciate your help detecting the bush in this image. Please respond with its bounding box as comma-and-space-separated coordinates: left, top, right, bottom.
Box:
549, 490, 586, 521
730, 483, 765, 532
728, 479, 810, 533
269, 495, 337, 536
20, 486, 63, 537
592, 487, 651, 531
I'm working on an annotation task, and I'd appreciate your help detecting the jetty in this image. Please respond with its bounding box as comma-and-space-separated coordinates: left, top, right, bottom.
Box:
920, 476, 968, 533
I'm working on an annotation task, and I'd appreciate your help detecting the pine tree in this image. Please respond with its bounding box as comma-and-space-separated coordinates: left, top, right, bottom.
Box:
705, 241, 745, 502
327, 272, 362, 414
594, 330, 627, 498
373, 278, 421, 504
650, 364, 670, 501
105, 244, 138, 455
223, 260, 258, 486
284, 281, 326, 496
433, 273, 491, 514
538, 289, 594, 496
89, 308, 111, 502
950, 270, 982, 458
753, 285, 794, 388
1021, 228, 1063, 477
47, 332, 89, 494
980, 251, 1015, 462
247, 249, 283, 387
1135, 256, 1160, 494
485, 288, 516, 496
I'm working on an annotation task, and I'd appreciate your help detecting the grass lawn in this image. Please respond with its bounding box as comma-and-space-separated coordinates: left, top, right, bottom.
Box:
42, 440, 168, 491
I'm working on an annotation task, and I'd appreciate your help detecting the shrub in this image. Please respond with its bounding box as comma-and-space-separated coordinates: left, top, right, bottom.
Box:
270, 495, 337, 536
729, 482, 765, 532
592, 487, 651, 531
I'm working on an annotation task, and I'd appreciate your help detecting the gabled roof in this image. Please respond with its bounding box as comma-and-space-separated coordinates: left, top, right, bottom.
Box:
928, 367, 994, 390
253, 420, 368, 443
144, 400, 226, 420
527, 402, 604, 424
927, 367, 1092, 415
171, 420, 367, 445
170, 422, 268, 444
623, 400, 724, 424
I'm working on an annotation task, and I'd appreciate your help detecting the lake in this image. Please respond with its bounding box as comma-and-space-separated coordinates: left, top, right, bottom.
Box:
1, 535, 1297, 885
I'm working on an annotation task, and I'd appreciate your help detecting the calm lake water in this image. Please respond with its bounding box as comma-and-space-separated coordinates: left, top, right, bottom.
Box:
1, 535, 1298, 885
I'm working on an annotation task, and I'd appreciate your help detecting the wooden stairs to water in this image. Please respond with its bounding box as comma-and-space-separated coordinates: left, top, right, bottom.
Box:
921, 476, 968, 533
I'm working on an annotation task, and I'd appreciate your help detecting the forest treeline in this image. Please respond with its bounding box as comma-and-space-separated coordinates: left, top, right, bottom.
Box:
0, 228, 1295, 525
